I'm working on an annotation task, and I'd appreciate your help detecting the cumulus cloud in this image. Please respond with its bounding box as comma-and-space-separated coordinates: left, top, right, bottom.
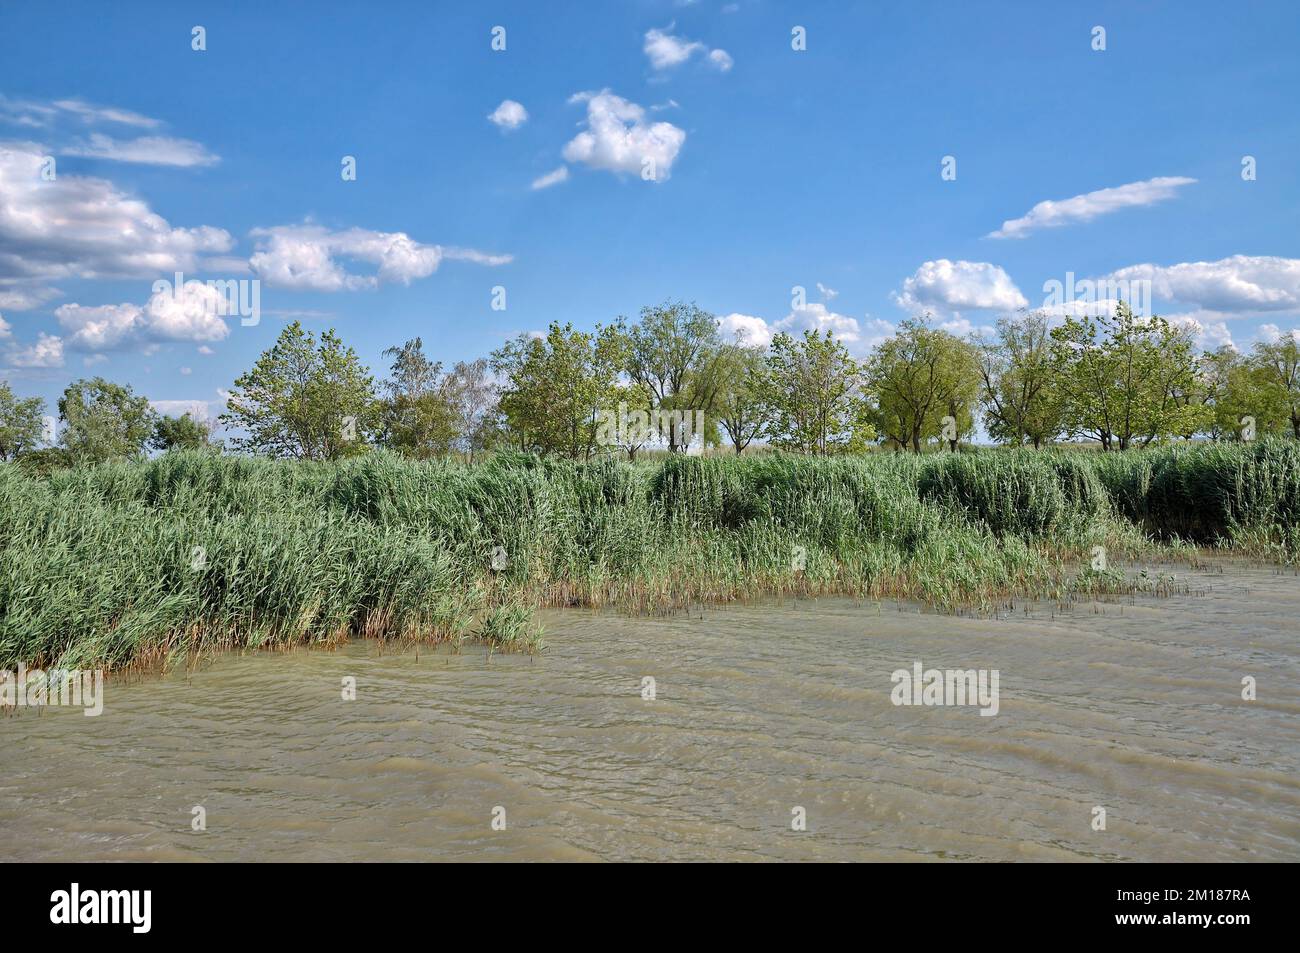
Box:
0, 141, 233, 280
562, 91, 686, 181
717, 307, 895, 357
54, 281, 234, 352
248, 225, 511, 291
63, 133, 219, 167
1166, 312, 1236, 351
487, 100, 528, 130
1257, 324, 1300, 345
816, 282, 838, 301
5, 331, 63, 368
988, 177, 1196, 239
530, 166, 569, 190
717, 312, 772, 347
643, 27, 732, 72
1105, 256, 1300, 315
894, 260, 1027, 316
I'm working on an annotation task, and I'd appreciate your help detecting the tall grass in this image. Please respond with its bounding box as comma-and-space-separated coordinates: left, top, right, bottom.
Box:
2, 439, 1296, 671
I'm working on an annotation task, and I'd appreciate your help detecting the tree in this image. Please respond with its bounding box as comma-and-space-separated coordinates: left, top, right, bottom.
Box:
491, 321, 628, 458
378, 338, 457, 459
58, 377, 155, 464
625, 301, 725, 451
221, 321, 377, 459
1049, 303, 1208, 450
715, 343, 769, 454
0, 381, 45, 461
868, 318, 980, 452
1251, 334, 1300, 439
151, 413, 213, 452
442, 358, 499, 463
758, 329, 872, 454
974, 311, 1063, 448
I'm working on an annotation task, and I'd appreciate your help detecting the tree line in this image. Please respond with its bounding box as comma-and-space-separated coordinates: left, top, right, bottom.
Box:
3, 300, 1298, 468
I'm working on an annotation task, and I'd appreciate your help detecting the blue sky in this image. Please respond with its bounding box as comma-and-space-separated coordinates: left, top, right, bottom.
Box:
2, 0, 1298, 424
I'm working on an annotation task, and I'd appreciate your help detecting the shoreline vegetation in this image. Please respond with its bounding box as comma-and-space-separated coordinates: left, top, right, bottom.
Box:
2, 439, 1297, 672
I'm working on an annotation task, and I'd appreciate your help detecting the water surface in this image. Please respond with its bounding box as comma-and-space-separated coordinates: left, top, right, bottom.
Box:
3, 564, 1297, 862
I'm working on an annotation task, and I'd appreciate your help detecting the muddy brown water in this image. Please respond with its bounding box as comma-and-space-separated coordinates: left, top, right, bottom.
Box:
2, 564, 1297, 862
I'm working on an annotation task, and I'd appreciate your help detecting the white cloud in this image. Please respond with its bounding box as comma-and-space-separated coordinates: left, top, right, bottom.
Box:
248, 225, 511, 291
151, 398, 212, 420
54, 302, 140, 351
0, 312, 9, 338
6, 332, 63, 368
781, 302, 865, 343
64, 133, 219, 167
717, 312, 772, 347
644, 26, 731, 72
52, 99, 161, 128
487, 100, 528, 131
894, 260, 1027, 316
0, 141, 233, 280
1106, 256, 1300, 315
718, 307, 895, 357
644, 28, 705, 69
1257, 324, 1300, 345
562, 91, 686, 181
54, 281, 235, 352
0, 283, 62, 310
530, 166, 569, 190
1166, 312, 1236, 351
197, 256, 251, 274
988, 177, 1196, 239
816, 282, 838, 301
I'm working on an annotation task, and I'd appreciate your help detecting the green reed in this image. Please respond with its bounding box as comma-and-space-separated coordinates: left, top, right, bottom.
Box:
2, 439, 1295, 671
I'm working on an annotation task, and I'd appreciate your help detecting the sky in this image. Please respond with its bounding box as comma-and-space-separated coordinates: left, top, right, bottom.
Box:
1, 0, 1298, 426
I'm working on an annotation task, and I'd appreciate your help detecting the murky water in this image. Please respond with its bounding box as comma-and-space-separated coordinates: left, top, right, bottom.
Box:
3, 564, 1298, 862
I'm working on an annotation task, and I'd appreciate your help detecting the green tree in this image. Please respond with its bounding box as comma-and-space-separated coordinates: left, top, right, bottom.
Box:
1049, 303, 1208, 450
221, 321, 377, 459
378, 338, 457, 459
625, 301, 725, 451
0, 381, 45, 461
758, 329, 872, 454
868, 319, 980, 452
150, 413, 213, 452
1251, 334, 1300, 439
491, 321, 628, 458
715, 343, 769, 454
442, 358, 500, 463
58, 377, 156, 464
974, 311, 1063, 448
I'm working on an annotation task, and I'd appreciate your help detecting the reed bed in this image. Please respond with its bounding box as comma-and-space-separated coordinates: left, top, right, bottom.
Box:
2, 439, 1296, 671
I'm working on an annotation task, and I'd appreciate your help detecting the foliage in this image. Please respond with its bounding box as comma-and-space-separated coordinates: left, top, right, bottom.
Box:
868, 318, 979, 452
0, 382, 45, 461
758, 329, 873, 454
221, 321, 377, 460
58, 377, 155, 464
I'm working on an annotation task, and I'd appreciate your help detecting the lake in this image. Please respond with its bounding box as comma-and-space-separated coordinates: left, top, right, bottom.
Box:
2, 564, 1297, 862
